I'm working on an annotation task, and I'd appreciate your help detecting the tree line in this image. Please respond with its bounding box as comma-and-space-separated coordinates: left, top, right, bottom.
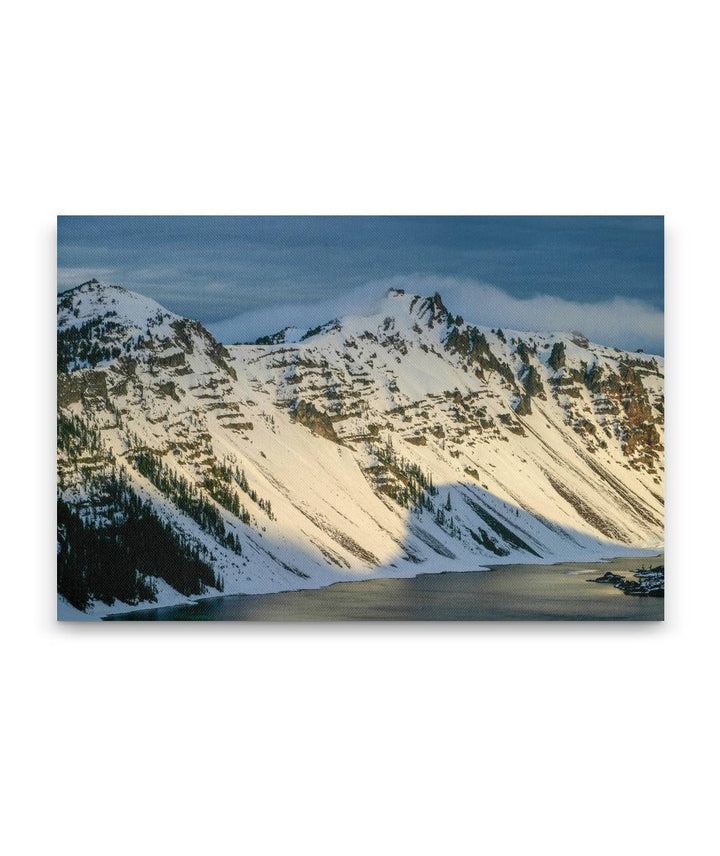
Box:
57, 470, 223, 612
134, 450, 243, 555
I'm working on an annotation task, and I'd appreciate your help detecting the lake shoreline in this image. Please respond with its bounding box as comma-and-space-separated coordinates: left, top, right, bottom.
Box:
104, 553, 664, 622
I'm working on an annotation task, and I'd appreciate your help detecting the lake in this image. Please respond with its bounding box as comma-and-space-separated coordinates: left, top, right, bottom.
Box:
106, 554, 664, 621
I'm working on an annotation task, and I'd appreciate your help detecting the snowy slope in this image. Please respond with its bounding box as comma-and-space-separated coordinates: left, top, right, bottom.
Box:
57, 281, 664, 617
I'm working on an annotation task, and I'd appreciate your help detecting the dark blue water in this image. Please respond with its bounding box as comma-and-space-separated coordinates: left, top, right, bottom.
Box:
106, 556, 664, 621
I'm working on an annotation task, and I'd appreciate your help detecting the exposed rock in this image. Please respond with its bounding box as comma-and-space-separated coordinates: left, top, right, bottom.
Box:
548, 341, 566, 371
522, 365, 545, 399
445, 325, 516, 386
153, 350, 186, 368
57, 370, 107, 408
405, 435, 427, 446
588, 565, 664, 597
498, 412, 526, 435
292, 399, 339, 442
514, 394, 533, 416
516, 341, 532, 364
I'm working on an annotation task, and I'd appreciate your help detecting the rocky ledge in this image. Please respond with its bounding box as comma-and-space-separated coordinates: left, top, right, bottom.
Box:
587, 565, 664, 597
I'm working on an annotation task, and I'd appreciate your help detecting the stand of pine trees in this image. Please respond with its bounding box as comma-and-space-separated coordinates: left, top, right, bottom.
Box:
57, 412, 111, 464
57, 472, 223, 612
368, 441, 439, 513
57, 316, 125, 372
134, 450, 243, 555
218, 459, 276, 521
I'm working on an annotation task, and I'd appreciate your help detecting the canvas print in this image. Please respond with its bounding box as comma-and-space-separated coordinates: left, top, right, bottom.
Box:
57, 216, 664, 620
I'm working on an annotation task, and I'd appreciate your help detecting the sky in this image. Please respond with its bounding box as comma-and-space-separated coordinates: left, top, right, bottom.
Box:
57, 215, 664, 352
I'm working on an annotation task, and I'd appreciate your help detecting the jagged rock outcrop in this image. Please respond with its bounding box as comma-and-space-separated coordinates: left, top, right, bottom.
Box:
292, 399, 339, 442
548, 341, 566, 371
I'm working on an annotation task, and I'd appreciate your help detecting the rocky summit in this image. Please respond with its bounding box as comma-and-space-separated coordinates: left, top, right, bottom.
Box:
57, 281, 664, 616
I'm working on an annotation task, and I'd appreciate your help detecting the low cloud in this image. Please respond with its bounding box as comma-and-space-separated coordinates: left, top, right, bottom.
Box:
208, 275, 664, 355
57, 267, 117, 289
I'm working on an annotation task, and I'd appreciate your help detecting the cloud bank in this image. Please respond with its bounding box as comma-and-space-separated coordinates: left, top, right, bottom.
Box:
208, 275, 664, 355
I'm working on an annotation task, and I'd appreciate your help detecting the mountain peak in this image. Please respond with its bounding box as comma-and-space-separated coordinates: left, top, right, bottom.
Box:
58, 281, 179, 331
404, 290, 450, 329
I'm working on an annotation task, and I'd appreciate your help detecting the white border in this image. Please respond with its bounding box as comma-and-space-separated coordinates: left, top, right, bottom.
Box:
4, 3, 715, 855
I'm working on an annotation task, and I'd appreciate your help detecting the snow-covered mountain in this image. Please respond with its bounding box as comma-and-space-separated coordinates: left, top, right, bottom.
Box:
57, 280, 664, 617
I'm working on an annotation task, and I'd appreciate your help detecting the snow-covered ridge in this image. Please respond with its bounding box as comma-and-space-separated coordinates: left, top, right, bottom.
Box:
57, 281, 664, 618
58, 279, 180, 332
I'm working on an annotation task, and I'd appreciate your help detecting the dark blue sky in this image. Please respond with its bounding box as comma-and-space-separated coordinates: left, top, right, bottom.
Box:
57, 215, 664, 325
